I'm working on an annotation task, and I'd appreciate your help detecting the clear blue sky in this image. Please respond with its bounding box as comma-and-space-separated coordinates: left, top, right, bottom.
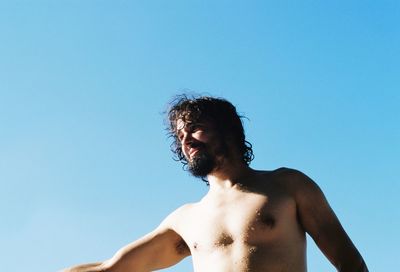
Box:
0, 1, 399, 271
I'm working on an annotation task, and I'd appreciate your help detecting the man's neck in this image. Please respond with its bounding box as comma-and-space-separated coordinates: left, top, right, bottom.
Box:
207, 161, 255, 191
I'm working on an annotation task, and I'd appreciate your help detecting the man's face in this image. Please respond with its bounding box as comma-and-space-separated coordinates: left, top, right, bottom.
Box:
176, 119, 223, 177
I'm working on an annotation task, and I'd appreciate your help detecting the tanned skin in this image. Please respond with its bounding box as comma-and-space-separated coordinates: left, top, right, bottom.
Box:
62, 120, 368, 272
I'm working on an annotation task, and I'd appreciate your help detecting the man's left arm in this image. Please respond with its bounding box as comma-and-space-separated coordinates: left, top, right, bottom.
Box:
290, 170, 368, 272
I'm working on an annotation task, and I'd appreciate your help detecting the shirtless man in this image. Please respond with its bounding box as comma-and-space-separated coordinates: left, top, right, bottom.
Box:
63, 95, 368, 272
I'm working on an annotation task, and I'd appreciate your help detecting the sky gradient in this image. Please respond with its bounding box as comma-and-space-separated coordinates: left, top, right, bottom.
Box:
0, 1, 399, 271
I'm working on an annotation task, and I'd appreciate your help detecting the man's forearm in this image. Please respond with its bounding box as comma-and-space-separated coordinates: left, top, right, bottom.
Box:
339, 258, 369, 272
62, 262, 105, 272
355, 258, 369, 272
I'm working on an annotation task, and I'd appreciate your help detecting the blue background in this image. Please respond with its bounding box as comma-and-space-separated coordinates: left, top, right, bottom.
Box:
0, 1, 399, 271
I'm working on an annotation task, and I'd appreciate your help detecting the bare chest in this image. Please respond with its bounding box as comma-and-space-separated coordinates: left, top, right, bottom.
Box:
182, 192, 299, 253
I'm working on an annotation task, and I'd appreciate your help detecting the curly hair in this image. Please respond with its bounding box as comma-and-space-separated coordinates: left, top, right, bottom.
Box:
166, 94, 254, 169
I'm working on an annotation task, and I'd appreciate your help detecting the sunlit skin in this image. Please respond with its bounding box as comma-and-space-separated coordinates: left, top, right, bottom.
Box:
176, 120, 224, 169
177, 121, 211, 161
63, 120, 368, 272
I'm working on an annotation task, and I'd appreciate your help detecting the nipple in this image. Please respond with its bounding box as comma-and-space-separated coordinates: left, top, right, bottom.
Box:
214, 233, 234, 247
261, 214, 275, 227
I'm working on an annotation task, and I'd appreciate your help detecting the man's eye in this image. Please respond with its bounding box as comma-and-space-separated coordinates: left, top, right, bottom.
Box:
191, 125, 203, 132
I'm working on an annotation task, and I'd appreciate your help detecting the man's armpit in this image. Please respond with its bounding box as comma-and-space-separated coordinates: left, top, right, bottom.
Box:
175, 238, 190, 255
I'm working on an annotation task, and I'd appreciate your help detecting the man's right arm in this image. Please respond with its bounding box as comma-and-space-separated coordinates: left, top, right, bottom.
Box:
62, 207, 191, 272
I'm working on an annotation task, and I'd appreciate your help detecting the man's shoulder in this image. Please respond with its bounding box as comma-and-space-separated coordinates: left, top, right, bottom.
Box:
268, 167, 323, 200
268, 167, 308, 180
266, 167, 319, 193
269, 166, 302, 176
159, 203, 198, 231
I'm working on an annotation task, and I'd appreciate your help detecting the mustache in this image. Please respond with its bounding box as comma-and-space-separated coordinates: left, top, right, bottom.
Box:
189, 141, 206, 149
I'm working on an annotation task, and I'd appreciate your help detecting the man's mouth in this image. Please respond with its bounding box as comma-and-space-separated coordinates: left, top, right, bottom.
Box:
189, 148, 200, 157
187, 141, 206, 159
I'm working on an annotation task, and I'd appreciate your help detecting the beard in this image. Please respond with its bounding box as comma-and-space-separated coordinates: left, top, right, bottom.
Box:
187, 150, 217, 178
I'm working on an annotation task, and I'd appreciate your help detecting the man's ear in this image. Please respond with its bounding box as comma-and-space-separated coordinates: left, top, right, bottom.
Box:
225, 134, 242, 158
225, 134, 236, 145
222, 135, 240, 156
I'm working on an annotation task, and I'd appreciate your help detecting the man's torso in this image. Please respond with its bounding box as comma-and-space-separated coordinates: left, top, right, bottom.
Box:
171, 168, 307, 272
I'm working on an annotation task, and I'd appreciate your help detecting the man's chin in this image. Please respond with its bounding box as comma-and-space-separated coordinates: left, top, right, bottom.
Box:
187, 155, 215, 177
188, 165, 213, 178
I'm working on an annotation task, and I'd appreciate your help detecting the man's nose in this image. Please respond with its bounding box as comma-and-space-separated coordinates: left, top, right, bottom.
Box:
181, 133, 194, 146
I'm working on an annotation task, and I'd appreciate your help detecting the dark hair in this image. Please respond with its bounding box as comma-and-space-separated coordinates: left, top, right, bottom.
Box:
166, 94, 254, 168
